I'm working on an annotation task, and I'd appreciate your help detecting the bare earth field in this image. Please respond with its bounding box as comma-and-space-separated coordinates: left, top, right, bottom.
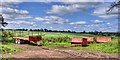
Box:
2, 44, 118, 60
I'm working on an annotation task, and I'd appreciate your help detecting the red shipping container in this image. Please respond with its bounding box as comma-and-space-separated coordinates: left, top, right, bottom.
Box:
71, 38, 83, 43
82, 38, 88, 45
85, 37, 94, 43
71, 38, 88, 46
35, 36, 42, 41
96, 37, 111, 42
29, 36, 37, 43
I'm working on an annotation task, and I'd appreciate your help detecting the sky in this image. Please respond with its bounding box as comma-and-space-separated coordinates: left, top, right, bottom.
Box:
0, 0, 119, 32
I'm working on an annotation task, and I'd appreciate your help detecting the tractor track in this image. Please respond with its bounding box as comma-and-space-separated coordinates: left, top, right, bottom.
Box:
2, 44, 119, 59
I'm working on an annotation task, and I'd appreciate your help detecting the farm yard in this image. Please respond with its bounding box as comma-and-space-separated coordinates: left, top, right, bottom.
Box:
0, 30, 119, 60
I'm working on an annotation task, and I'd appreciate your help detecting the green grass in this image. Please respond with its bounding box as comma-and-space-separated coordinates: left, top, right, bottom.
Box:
40, 36, 119, 53
0, 30, 119, 54
10, 31, 94, 38
0, 43, 22, 54
73, 40, 118, 53
0, 57, 14, 60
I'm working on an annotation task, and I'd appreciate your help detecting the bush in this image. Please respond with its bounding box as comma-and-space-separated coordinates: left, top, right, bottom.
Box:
40, 36, 71, 46
0, 45, 21, 54
1, 57, 13, 60
1, 30, 14, 42
2, 30, 14, 37
89, 42, 119, 53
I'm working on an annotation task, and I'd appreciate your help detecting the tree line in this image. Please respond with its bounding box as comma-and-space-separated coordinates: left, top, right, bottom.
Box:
2, 29, 76, 33
1, 28, 119, 36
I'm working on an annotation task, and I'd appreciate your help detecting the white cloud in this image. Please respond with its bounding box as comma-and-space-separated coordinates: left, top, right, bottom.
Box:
1, 7, 29, 16
47, 2, 104, 15
93, 3, 118, 19
34, 17, 45, 21
60, 0, 104, 2
8, 21, 35, 25
1, 0, 31, 2
2, 13, 32, 20
98, 14, 118, 19
1, 2, 32, 20
93, 7, 109, 15
50, 27, 53, 29
107, 22, 110, 25
70, 21, 87, 25
44, 22, 51, 24
92, 20, 104, 23
35, 16, 69, 24
14, 15, 33, 20
1, 0, 106, 2
69, 20, 116, 32
47, 4, 87, 15
0, 2, 19, 8
94, 6, 118, 15
94, 20, 103, 23
75, 21, 87, 25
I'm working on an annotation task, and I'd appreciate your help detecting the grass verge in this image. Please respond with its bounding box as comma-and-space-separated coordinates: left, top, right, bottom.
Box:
0, 43, 22, 54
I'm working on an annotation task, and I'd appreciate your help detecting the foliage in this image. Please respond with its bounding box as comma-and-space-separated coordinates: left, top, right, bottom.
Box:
40, 36, 71, 46
90, 43, 118, 53
1, 30, 15, 42
1, 57, 14, 60
0, 43, 21, 54
2, 30, 14, 37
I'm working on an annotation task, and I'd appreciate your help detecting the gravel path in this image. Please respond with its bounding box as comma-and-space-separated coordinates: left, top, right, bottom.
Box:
2, 44, 118, 59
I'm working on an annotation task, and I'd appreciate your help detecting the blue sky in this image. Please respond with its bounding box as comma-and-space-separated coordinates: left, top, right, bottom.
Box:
1, 1, 118, 32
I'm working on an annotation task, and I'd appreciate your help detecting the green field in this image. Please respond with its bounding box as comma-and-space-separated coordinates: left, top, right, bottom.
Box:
0, 30, 119, 54
11, 30, 94, 38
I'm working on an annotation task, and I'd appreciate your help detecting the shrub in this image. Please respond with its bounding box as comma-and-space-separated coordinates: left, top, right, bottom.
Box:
1, 30, 14, 42
2, 30, 14, 37
0, 45, 21, 54
40, 36, 71, 45
1, 57, 13, 60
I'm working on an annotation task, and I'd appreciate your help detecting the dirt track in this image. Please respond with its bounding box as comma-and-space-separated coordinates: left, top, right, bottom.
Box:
2, 44, 118, 59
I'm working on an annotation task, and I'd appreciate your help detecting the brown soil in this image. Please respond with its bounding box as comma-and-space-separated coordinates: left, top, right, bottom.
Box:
2, 44, 118, 59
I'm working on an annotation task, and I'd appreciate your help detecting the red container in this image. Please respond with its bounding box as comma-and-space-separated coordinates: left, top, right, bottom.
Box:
35, 36, 42, 41
71, 38, 88, 46
86, 37, 94, 43
29, 36, 37, 43
29, 36, 42, 43
71, 38, 82, 43
82, 38, 88, 45
96, 37, 111, 42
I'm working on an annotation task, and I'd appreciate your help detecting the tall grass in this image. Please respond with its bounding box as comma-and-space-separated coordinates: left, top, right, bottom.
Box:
40, 36, 71, 45
0, 43, 22, 54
